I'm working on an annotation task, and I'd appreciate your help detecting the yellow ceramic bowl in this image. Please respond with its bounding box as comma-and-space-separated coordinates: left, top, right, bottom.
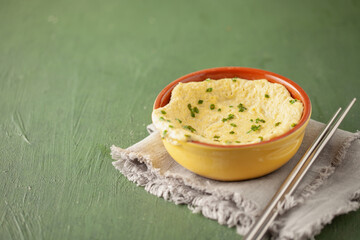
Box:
154, 67, 311, 181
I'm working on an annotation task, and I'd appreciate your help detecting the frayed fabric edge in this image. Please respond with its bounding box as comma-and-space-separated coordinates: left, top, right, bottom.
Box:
271, 188, 360, 240
110, 130, 360, 239
270, 131, 360, 240
111, 145, 257, 235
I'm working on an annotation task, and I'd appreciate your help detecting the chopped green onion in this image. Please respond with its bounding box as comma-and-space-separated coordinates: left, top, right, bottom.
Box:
237, 103, 247, 112
198, 100, 203, 104
205, 78, 211, 82
206, 88, 213, 92
214, 139, 220, 142
265, 94, 270, 98
291, 123, 297, 127
255, 118, 265, 123
289, 99, 297, 104
166, 120, 171, 122
210, 104, 215, 110
275, 122, 281, 126
229, 131, 235, 134
214, 135, 220, 139
259, 136, 263, 141
232, 78, 237, 82
250, 119, 254, 122
159, 117, 165, 121
184, 134, 191, 138
162, 130, 168, 138
222, 114, 235, 122
235, 141, 241, 143
229, 105, 233, 108
169, 125, 174, 128
183, 125, 196, 133
218, 108, 221, 112
193, 107, 199, 113
161, 110, 166, 114
187, 103, 196, 117
247, 125, 261, 134
176, 118, 182, 123
225, 141, 232, 144
230, 123, 237, 127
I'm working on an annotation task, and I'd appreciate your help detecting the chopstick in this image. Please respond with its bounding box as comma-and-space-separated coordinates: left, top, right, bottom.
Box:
244, 98, 357, 240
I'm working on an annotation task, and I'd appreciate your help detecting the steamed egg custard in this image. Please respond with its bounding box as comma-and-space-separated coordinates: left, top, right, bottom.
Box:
152, 78, 304, 145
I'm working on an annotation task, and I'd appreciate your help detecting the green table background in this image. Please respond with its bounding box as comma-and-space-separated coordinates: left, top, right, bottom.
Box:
1, 0, 359, 239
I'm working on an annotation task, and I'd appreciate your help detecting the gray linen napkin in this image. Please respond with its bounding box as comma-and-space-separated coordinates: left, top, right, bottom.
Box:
111, 119, 360, 240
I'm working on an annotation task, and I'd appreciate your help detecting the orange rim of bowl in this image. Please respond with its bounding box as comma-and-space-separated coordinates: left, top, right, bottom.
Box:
154, 67, 311, 148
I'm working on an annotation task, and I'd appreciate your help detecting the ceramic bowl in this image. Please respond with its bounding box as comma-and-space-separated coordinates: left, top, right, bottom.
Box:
153, 67, 311, 181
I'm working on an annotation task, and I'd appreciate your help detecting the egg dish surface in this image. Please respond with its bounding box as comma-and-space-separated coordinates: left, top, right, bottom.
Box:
152, 78, 303, 145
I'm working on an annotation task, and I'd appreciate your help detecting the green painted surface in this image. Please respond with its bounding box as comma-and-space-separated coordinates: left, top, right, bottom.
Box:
0, 0, 359, 239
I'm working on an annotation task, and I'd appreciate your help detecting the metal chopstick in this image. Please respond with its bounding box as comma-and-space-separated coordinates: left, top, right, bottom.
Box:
244, 98, 357, 240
